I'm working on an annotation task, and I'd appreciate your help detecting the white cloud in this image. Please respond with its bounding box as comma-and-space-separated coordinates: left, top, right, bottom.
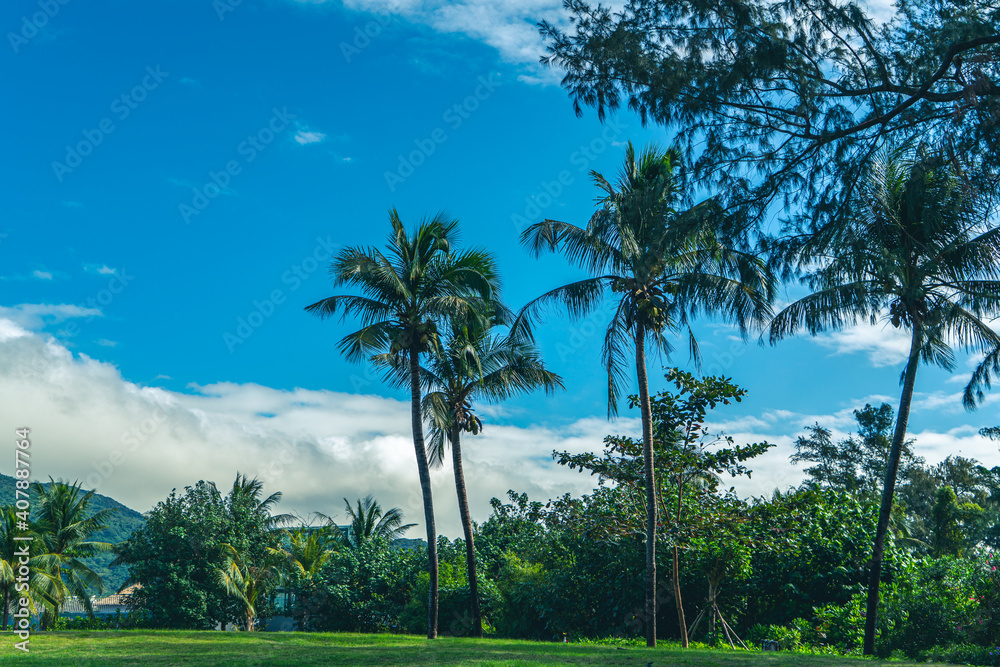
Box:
905, 428, 1000, 465
0, 319, 30, 342
294, 130, 327, 145
0, 322, 609, 538
295, 0, 570, 77
812, 319, 911, 367
84, 264, 117, 275
32, 270, 53, 280
0, 304, 101, 330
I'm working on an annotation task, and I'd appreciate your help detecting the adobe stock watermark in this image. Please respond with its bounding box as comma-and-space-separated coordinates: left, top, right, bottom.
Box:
8, 0, 71, 54
510, 119, 627, 234
213, 0, 248, 21
701, 332, 750, 378
179, 107, 296, 224
59, 269, 135, 339
223, 235, 340, 352
12, 427, 32, 652
340, 11, 394, 62
254, 437, 296, 487
51, 66, 170, 183
384, 74, 500, 192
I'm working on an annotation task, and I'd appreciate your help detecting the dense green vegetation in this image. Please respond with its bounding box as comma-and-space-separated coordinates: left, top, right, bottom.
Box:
0, 473, 144, 593
31, 373, 991, 664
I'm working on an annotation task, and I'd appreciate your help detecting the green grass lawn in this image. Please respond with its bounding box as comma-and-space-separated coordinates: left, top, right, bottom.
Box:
0, 631, 948, 666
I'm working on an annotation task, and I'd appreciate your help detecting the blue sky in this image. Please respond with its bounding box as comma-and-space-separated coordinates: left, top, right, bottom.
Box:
2, 0, 996, 536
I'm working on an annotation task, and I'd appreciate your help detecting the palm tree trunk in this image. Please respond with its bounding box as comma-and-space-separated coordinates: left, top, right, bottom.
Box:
451, 426, 483, 637
635, 323, 658, 648
410, 348, 439, 639
673, 480, 688, 647
2, 587, 9, 631
863, 324, 921, 655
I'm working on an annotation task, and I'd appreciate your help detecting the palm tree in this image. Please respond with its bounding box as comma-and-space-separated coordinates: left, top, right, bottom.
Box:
419, 311, 563, 637
519, 143, 775, 646
323, 496, 415, 550
278, 523, 339, 630
768, 147, 1000, 654
0, 508, 61, 631
281, 524, 338, 575
306, 209, 499, 638
0, 506, 21, 631
226, 473, 294, 535
214, 543, 285, 631
29, 479, 116, 625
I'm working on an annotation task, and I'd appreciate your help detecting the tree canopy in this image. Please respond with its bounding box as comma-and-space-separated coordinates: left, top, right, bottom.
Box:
540, 0, 1000, 226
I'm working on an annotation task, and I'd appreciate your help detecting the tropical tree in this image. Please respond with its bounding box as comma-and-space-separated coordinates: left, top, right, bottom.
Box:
226, 474, 293, 556
420, 311, 563, 636
323, 496, 415, 551
0, 506, 22, 632
768, 147, 1000, 654
0, 507, 61, 631
793, 404, 922, 495
114, 475, 288, 629
519, 143, 775, 646
558, 369, 771, 645
281, 524, 338, 576
278, 523, 339, 630
930, 486, 983, 557
214, 543, 285, 631
29, 479, 115, 625
539, 0, 1000, 232
306, 210, 499, 638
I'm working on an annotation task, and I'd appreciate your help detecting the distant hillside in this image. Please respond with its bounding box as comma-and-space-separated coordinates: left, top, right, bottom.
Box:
393, 537, 426, 551
0, 473, 146, 593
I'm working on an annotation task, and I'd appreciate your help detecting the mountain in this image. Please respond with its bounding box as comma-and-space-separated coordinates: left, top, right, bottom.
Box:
0, 473, 146, 593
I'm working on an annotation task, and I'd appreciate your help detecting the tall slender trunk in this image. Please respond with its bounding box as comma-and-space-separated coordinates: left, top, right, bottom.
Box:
707, 577, 718, 644
635, 323, 658, 648
863, 324, 922, 655
673, 479, 688, 647
2, 587, 9, 631
410, 348, 439, 639
451, 426, 483, 637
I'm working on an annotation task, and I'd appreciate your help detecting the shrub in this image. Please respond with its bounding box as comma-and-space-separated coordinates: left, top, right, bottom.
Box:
61, 615, 113, 630
59, 609, 150, 631
879, 557, 981, 656
813, 592, 866, 651
746, 622, 803, 650
918, 643, 1000, 666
